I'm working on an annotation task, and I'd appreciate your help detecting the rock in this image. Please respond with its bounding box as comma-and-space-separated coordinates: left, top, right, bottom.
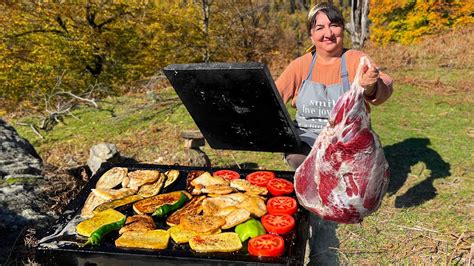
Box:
0, 119, 43, 178
87, 143, 124, 174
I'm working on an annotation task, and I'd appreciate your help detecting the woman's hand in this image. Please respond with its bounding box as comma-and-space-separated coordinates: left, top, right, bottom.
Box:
360, 64, 379, 97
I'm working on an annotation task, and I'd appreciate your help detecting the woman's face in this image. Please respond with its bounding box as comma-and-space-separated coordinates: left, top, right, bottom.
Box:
310, 12, 343, 55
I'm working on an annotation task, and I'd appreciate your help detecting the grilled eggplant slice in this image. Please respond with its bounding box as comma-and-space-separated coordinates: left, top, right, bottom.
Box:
166, 195, 206, 226
133, 190, 192, 214
93, 194, 143, 214
164, 170, 180, 188
92, 187, 136, 201
123, 170, 160, 190
96, 167, 128, 189
137, 172, 166, 198
81, 192, 109, 218
115, 230, 170, 249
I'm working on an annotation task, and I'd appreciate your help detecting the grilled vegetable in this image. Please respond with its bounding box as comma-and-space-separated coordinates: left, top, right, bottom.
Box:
81, 215, 126, 247
189, 232, 242, 253
168, 225, 221, 244
93, 194, 143, 214
164, 170, 180, 188
166, 195, 205, 226
137, 172, 165, 198
133, 190, 191, 214
76, 209, 126, 237
115, 229, 170, 249
152, 192, 188, 217
234, 218, 266, 242
95, 167, 128, 189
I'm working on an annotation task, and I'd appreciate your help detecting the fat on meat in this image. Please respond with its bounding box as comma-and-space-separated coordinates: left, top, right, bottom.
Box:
294, 56, 390, 224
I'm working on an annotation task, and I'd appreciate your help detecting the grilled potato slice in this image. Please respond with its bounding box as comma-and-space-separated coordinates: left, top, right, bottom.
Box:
166, 195, 206, 226
115, 230, 170, 250
168, 225, 221, 244
92, 194, 143, 214
180, 215, 226, 233
137, 172, 165, 198
96, 167, 128, 189
164, 170, 180, 188
76, 209, 126, 237
133, 190, 191, 214
189, 233, 242, 253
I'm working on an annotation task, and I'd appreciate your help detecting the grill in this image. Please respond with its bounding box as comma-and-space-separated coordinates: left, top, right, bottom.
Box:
37, 63, 309, 265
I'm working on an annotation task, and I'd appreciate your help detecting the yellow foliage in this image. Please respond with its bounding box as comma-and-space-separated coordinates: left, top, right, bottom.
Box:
370, 0, 474, 45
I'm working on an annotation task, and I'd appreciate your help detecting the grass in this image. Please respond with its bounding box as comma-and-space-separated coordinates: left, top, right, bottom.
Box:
5, 28, 474, 264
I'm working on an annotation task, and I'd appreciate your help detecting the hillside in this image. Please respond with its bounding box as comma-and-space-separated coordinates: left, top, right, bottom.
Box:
3, 27, 474, 264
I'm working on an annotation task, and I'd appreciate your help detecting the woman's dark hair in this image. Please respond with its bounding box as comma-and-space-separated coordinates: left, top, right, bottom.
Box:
307, 2, 345, 36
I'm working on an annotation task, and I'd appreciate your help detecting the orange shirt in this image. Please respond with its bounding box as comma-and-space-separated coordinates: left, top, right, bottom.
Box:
275, 49, 393, 107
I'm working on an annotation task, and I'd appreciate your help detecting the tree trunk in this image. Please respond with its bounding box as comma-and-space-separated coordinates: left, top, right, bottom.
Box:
348, 0, 369, 49
201, 0, 211, 63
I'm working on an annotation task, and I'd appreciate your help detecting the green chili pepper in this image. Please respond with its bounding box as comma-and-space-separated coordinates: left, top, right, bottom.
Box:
81, 216, 126, 247
234, 218, 266, 242
152, 192, 188, 217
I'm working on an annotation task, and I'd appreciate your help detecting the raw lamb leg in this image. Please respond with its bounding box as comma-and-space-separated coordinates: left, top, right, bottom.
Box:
294, 57, 390, 224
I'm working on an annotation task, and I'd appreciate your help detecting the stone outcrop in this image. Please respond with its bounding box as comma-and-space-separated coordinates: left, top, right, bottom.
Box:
0, 119, 43, 179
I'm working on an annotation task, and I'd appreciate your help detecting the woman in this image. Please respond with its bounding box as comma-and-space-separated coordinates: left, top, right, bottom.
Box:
276, 2, 393, 170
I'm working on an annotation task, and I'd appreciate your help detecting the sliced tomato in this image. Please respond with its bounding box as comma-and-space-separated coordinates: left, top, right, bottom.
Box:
248, 234, 285, 257
266, 178, 294, 196
213, 170, 240, 181
246, 171, 275, 187
261, 214, 295, 235
267, 196, 298, 216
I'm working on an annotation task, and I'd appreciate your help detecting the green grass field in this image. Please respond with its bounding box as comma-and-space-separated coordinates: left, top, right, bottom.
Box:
6, 32, 474, 264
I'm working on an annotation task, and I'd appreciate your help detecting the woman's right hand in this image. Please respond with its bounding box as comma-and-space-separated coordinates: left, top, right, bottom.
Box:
360, 64, 379, 97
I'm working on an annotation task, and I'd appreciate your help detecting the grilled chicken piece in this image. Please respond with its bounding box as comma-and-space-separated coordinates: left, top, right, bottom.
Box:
180, 215, 226, 233
119, 214, 156, 235
221, 209, 251, 229
219, 192, 250, 202
138, 172, 166, 198
80, 192, 109, 218
192, 184, 235, 195
237, 196, 267, 217
96, 167, 128, 189
123, 170, 160, 190
166, 196, 206, 226
230, 179, 268, 196
92, 187, 136, 201
190, 172, 229, 187
202, 197, 239, 216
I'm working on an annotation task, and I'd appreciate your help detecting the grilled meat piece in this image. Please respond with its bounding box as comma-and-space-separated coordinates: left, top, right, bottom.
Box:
180, 215, 226, 233
96, 167, 128, 189
166, 195, 206, 226
186, 170, 206, 192
202, 196, 239, 216
192, 184, 235, 195
230, 179, 268, 196
237, 196, 267, 217
221, 209, 251, 229
119, 214, 156, 235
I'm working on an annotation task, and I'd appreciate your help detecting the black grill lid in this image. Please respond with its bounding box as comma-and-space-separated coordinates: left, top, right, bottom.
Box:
163, 62, 301, 153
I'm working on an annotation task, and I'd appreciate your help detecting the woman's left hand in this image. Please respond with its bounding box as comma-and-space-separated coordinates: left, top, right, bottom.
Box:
360, 64, 379, 97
